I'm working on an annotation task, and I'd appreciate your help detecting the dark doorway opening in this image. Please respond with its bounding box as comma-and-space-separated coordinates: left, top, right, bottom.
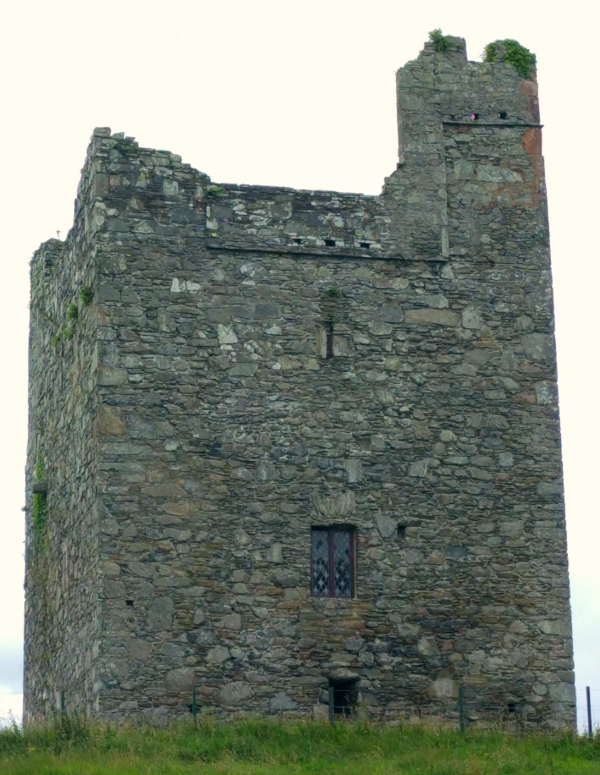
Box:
328, 678, 358, 719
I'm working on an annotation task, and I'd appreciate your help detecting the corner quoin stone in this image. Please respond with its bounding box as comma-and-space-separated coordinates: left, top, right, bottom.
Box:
23, 33, 574, 730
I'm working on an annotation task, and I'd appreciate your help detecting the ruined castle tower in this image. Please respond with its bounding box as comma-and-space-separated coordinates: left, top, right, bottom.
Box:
24, 36, 575, 728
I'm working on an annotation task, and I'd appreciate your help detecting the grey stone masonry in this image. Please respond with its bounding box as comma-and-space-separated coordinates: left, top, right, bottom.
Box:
24, 35, 575, 729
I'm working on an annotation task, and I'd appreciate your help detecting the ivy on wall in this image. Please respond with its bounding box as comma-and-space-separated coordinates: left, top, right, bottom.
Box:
32, 453, 48, 550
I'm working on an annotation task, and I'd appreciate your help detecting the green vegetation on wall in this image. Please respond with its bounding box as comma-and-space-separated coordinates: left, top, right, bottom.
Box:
429, 29, 451, 53
51, 324, 73, 348
484, 39, 537, 80
32, 453, 47, 550
206, 185, 226, 197
78, 285, 94, 306
51, 285, 92, 349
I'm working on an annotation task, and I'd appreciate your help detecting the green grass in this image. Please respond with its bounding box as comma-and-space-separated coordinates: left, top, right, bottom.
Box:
1, 718, 599, 774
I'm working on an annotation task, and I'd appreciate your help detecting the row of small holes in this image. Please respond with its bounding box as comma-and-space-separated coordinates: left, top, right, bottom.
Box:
292, 238, 371, 249
471, 112, 509, 120
452, 112, 508, 120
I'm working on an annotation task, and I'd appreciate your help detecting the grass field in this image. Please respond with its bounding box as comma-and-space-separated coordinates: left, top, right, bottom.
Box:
1, 716, 598, 774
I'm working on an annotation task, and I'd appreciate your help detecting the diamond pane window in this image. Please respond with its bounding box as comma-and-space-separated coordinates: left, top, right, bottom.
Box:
311, 529, 330, 596
333, 530, 352, 596
311, 527, 355, 597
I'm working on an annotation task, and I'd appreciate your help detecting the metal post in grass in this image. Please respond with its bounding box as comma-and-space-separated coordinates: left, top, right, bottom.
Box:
328, 686, 335, 725
587, 686, 593, 738
192, 686, 198, 726
458, 686, 465, 733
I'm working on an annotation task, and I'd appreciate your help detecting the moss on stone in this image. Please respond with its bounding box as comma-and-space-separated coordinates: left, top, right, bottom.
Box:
206, 185, 226, 197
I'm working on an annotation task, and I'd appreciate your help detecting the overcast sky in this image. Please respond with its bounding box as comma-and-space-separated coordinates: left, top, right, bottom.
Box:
0, 0, 598, 730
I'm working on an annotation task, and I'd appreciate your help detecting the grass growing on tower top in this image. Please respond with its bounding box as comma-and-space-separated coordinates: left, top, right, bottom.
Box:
1, 718, 599, 774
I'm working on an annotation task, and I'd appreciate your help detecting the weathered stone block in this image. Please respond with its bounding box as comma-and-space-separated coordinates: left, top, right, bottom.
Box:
148, 598, 174, 630
269, 692, 297, 711
220, 613, 243, 631
127, 639, 152, 661
376, 514, 397, 539
220, 682, 254, 706
521, 333, 554, 363
207, 646, 230, 664
404, 308, 460, 326
165, 668, 195, 693
97, 405, 126, 436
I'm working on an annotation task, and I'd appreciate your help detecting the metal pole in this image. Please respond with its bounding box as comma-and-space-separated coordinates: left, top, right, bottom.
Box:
192, 686, 197, 726
328, 686, 335, 725
587, 686, 593, 738
458, 686, 465, 733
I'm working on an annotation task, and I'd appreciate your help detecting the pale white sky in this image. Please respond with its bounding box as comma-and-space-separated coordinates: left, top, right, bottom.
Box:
0, 0, 598, 731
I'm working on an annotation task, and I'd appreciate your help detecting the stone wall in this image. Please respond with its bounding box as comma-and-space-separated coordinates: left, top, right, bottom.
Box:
25, 35, 575, 729
24, 135, 103, 720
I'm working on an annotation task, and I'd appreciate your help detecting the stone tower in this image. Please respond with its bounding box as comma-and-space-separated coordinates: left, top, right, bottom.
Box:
24, 35, 575, 728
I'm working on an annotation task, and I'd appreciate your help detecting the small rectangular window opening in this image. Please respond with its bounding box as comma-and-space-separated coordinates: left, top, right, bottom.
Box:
325, 239, 336, 247
397, 524, 406, 539
311, 526, 355, 597
470, 113, 479, 120
499, 111, 508, 119
329, 678, 358, 719
359, 242, 370, 249
292, 237, 302, 245
125, 599, 134, 607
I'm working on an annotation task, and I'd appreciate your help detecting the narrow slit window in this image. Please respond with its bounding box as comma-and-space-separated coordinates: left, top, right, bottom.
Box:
325, 321, 334, 360
311, 527, 355, 597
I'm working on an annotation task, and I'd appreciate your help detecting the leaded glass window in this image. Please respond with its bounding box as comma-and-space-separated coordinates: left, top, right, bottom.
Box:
311, 527, 355, 597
